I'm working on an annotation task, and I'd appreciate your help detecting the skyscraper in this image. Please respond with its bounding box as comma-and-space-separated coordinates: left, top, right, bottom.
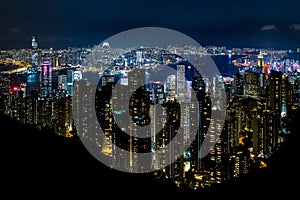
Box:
177, 64, 186, 103
244, 71, 260, 96
58, 75, 68, 91
67, 70, 74, 96
30, 36, 39, 73
127, 68, 151, 172
40, 60, 52, 97
0, 77, 11, 115
267, 70, 283, 147
24, 89, 39, 125
257, 52, 264, 67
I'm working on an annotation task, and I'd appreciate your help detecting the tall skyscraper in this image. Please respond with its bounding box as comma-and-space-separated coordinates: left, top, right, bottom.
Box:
0, 77, 11, 115
281, 74, 288, 116
52, 94, 73, 137
190, 75, 205, 173
37, 97, 52, 129
67, 70, 74, 96
96, 74, 117, 168
40, 60, 52, 97
10, 86, 25, 122
244, 71, 260, 96
150, 82, 167, 170
234, 72, 245, 96
127, 68, 151, 172
268, 71, 282, 113
24, 89, 39, 125
30, 36, 39, 73
267, 70, 283, 147
177, 64, 186, 103
166, 75, 176, 102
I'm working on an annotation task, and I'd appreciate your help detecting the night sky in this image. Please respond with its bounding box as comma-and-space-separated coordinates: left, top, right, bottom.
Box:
1, 0, 300, 49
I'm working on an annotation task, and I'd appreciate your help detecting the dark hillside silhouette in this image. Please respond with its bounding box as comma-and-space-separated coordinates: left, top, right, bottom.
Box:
1, 108, 300, 196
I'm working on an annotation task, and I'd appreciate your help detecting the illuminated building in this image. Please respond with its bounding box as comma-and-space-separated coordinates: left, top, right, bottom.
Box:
227, 98, 249, 179
224, 80, 233, 105
31, 36, 39, 73
40, 60, 52, 97
52, 95, 73, 136
227, 92, 268, 178
177, 64, 186, 103
190, 75, 206, 172
281, 74, 288, 116
189, 75, 207, 181
10, 86, 25, 122
257, 51, 264, 67
74, 70, 82, 81
262, 109, 277, 153
0, 77, 11, 115
24, 89, 39, 125
150, 78, 187, 179
96, 74, 117, 167
205, 76, 226, 185
150, 83, 167, 170
225, 67, 286, 180
67, 70, 74, 96
37, 97, 52, 129
74, 78, 98, 139
20, 83, 26, 99
136, 51, 142, 64
127, 68, 151, 172
165, 75, 176, 101
150, 81, 165, 105
267, 70, 282, 145
54, 74, 74, 136
163, 100, 181, 179
244, 71, 260, 96
102, 42, 110, 68
242, 71, 267, 97
58, 75, 67, 91
289, 75, 300, 107
41, 48, 53, 66
234, 72, 244, 96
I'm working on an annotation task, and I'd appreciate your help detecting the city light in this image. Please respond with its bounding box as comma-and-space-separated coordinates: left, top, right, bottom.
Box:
11, 86, 19, 92
0, 37, 300, 191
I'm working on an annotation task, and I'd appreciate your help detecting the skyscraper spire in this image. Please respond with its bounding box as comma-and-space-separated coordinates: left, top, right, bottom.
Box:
31, 36, 38, 49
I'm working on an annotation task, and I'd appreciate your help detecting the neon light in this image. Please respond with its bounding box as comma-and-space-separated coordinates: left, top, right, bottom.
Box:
12, 86, 19, 91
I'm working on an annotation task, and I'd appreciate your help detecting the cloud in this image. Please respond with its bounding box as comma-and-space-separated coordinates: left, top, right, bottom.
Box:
9, 28, 20, 33
260, 24, 277, 31
289, 23, 300, 30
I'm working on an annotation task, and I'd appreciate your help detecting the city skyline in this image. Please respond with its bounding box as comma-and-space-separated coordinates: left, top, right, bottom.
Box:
1, 36, 300, 191
1, 0, 300, 50
1, 1, 300, 193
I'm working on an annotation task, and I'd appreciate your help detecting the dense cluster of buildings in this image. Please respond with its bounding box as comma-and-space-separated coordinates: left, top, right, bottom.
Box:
1, 38, 300, 190
0, 37, 84, 136
74, 44, 300, 189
